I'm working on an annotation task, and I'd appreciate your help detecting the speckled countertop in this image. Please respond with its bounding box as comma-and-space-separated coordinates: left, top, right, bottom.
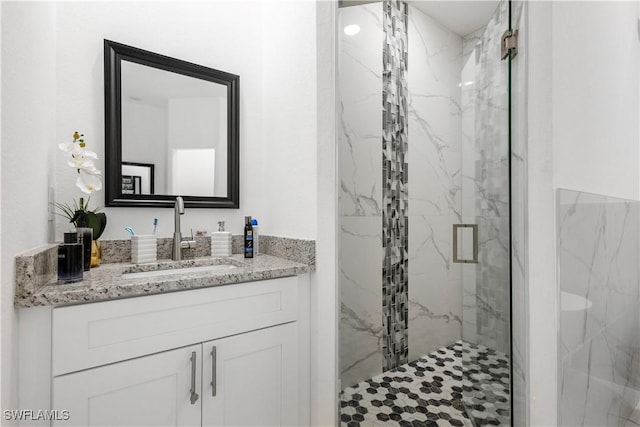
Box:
14, 235, 315, 308
16, 254, 310, 308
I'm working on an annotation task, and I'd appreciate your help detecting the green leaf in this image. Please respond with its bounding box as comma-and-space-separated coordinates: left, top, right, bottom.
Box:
85, 211, 107, 240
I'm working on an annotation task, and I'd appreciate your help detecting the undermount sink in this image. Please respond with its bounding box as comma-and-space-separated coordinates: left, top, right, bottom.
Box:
124, 264, 239, 279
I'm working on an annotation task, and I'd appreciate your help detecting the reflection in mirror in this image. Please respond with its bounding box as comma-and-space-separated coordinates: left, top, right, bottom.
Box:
121, 61, 227, 197
122, 162, 154, 195
105, 40, 239, 208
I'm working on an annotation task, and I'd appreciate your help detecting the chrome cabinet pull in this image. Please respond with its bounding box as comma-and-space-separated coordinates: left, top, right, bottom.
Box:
211, 346, 217, 397
190, 351, 199, 405
452, 224, 479, 264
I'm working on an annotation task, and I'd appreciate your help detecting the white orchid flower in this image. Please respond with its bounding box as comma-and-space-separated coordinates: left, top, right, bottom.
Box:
76, 172, 103, 194
82, 150, 99, 160
58, 141, 79, 152
82, 164, 102, 175
67, 156, 96, 170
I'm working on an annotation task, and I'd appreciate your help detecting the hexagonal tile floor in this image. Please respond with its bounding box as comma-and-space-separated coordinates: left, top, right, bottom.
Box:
339, 341, 509, 426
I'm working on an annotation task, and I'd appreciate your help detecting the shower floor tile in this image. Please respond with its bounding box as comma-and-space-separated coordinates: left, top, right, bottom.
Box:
340, 341, 509, 426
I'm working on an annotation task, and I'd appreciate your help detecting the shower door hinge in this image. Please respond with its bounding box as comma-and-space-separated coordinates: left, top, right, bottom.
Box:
501, 29, 518, 60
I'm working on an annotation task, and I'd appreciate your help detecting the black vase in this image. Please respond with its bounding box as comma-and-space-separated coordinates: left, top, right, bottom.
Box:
58, 232, 83, 283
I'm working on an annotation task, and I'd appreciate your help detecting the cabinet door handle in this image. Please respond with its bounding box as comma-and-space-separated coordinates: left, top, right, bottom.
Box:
190, 351, 199, 405
211, 346, 217, 397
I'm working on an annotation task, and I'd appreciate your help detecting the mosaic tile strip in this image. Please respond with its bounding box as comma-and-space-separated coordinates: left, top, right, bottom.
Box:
340, 341, 509, 426
382, 0, 409, 371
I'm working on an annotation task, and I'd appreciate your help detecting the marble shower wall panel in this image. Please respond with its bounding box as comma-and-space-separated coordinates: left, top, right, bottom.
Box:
408, 215, 462, 361
473, 0, 509, 221
338, 2, 383, 389
407, 6, 462, 220
468, 0, 511, 355
382, 0, 409, 372
340, 217, 384, 388
339, 4, 383, 217
460, 48, 478, 346
406, 4, 464, 362
557, 189, 640, 426
476, 216, 510, 354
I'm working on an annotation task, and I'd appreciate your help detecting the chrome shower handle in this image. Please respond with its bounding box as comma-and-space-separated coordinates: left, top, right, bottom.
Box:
453, 224, 479, 264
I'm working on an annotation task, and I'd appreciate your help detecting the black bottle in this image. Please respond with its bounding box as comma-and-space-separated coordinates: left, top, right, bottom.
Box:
58, 232, 83, 283
244, 216, 254, 258
77, 227, 92, 271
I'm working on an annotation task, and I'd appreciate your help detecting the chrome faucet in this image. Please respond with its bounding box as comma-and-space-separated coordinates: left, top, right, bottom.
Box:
172, 196, 196, 260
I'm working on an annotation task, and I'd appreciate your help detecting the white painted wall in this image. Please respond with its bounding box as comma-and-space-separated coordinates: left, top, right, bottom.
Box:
525, 2, 640, 425
552, 1, 639, 200
122, 101, 167, 193
53, 1, 317, 241
261, 1, 318, 239
314, 2, 339, 424
1, 1, 57, 416
167, 98, 222, 196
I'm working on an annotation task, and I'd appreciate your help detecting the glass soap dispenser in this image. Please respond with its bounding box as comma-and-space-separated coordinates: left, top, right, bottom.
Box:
58, 232, 84, 283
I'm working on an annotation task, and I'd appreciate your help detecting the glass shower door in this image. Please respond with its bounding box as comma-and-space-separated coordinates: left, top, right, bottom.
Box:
458, 0, 512, 425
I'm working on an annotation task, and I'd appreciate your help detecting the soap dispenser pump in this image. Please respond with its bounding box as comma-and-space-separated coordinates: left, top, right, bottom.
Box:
211, 221, 232, 257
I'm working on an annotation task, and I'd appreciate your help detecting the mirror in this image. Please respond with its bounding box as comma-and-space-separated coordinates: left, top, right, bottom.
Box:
104, 40, 239, 208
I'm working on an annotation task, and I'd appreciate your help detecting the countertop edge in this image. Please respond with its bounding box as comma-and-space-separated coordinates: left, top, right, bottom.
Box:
15, 255, 311, 309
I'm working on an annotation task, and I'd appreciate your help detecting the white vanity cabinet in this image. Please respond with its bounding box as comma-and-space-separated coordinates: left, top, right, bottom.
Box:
201, 323, 299, 426
53, 344, 202, 427
18, 275, 310, 427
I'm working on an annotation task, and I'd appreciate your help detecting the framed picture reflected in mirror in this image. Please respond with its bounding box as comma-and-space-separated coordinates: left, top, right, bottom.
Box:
121, 162, 154, 195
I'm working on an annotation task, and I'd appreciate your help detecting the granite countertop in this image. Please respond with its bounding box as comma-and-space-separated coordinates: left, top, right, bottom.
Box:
15, 254, 310, 308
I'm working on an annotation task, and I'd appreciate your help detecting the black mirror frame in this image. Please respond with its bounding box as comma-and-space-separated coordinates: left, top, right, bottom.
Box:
104, 39, 240, 208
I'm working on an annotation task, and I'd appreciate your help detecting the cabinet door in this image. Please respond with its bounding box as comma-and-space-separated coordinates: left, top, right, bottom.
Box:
53, 345, 201, 427
202, 323, 299, 426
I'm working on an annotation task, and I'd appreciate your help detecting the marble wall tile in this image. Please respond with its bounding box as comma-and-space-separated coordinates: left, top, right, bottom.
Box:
558, 189, 640, 426
407, 6, 462, 220
338, 1, 515, 401
462, 0, 511, 359
340, 216, 383, 388
408, 215, 462, 360
339, 3, 383, 217
338, 2, 384, 388
471, 0, 510, 222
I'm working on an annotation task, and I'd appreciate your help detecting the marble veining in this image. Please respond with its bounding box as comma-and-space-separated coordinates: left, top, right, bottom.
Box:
339, 3, 383, 218
338, 3, 514, 412
338, 2, 385, 389
558, 189, 640, 426
340, 217, 383, 388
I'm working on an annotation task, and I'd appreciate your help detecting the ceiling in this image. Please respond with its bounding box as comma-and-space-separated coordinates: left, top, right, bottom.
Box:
340, 1, 500, 36
410, 1, 499, 36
